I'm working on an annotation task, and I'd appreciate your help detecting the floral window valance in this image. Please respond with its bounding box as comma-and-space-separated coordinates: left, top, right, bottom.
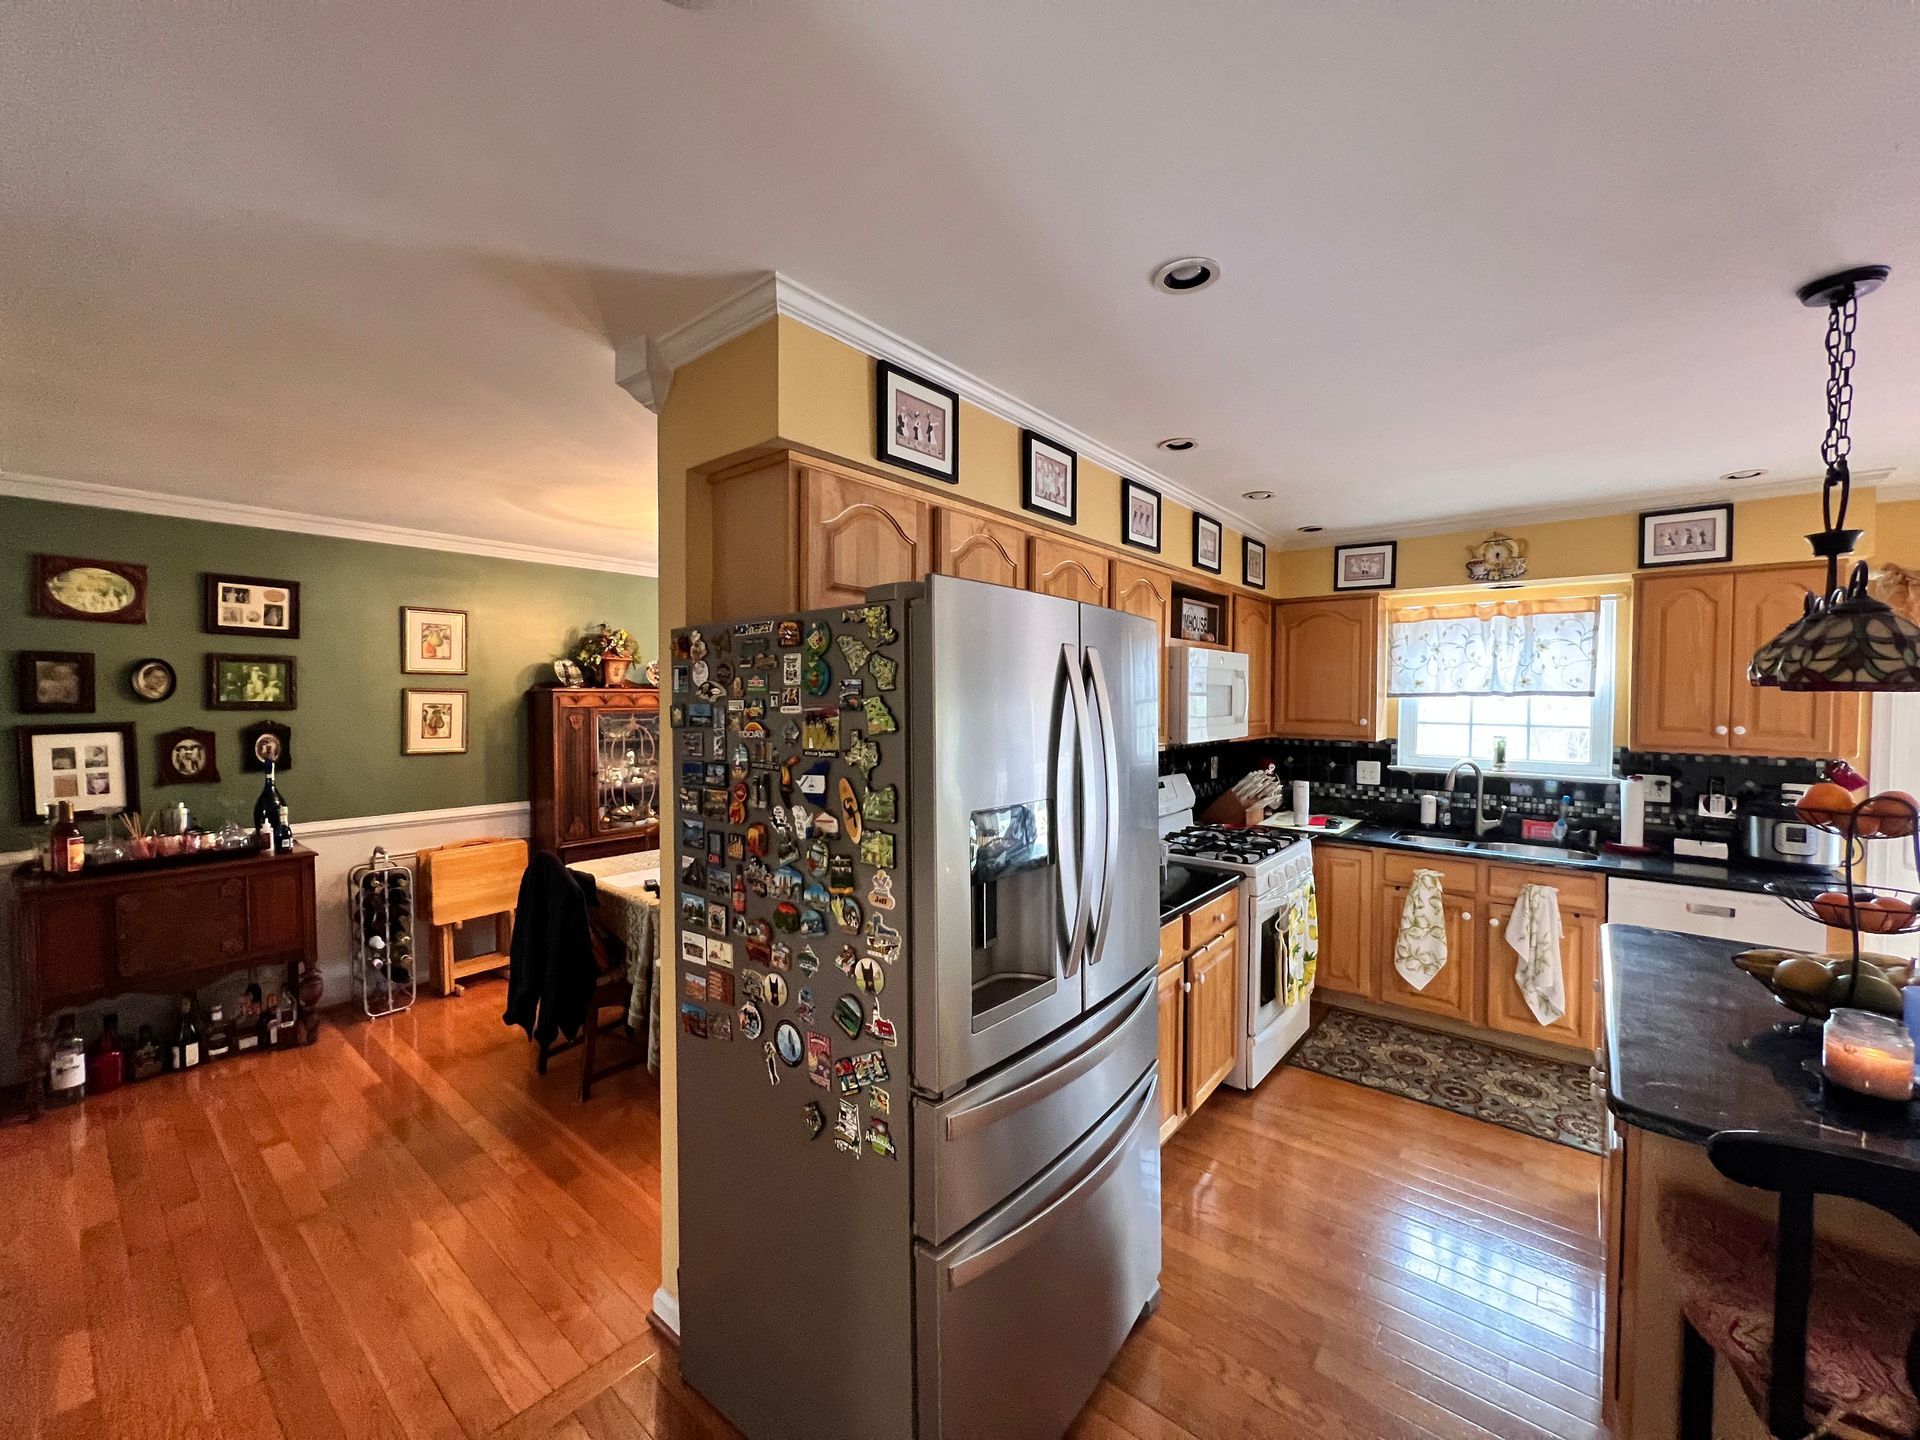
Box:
1387, 596, 1599, 697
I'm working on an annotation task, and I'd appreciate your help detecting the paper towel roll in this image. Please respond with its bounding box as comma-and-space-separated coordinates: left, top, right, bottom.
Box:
1618, 775, 1646, 849
1291, 780, 1311, 825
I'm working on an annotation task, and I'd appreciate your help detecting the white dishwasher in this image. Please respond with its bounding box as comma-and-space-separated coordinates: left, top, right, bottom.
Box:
1605, 876, 1829, 951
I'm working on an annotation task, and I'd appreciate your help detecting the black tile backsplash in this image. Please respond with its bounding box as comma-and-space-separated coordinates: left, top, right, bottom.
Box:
1159, 736, 1833, 851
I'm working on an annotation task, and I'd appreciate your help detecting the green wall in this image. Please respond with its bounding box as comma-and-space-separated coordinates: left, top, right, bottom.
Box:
2, 496, 657, 852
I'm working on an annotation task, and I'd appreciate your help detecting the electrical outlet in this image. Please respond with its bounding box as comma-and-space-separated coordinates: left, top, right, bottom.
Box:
1644, 775, 1673, 804
1355, 760, 1382, 786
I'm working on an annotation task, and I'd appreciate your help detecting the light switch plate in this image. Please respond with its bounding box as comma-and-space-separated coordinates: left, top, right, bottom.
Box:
1643, 775, 1673, 804
1355, 760, 1382, 786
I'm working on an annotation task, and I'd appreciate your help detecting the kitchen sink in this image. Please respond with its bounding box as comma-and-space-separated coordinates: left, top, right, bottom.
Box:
1393, 832, 1599, 863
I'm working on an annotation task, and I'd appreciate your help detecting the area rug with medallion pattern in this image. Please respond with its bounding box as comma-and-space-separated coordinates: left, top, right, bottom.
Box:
1286, 1006, 1604, 1154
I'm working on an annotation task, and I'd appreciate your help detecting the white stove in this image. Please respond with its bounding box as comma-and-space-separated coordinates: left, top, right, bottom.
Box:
1158, 776, 1318, 1090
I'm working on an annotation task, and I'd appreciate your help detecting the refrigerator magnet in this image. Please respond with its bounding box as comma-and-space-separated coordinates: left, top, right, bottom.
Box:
709, 1013, 732, 1042
802, 708, 840, 752
838, 677, 863, 711
865, 914, 901, 958
771, 943, 791, 971
781, 653, 802, 685
868, 1008, 898, 1048
763, 1042, 780, 1086
744, 940, 771, 969
687, 630, 708, 660
799, 909, 827, 936
827, 853, 856, 895
869, 654, 898, 691
833, 1056, 860, 1094
803, 657, 831, 697
859, 832, 896, 870
705, 968, 735, 1006
704, 936, 733, 969
802, 1102, 825, 1139
832, 994, 864, 1039
763, 973, 789, 1009
682, 973, 707, 1003
842, 731, 879, 779
832, 896, 863, 933
796, 986, 815, 1023
865, 1120, 896, 1160
851, 956, 885, 996
860, 785, 896, 824
836, 634, 871, 672
777, 619, 801, 648
774, 1022, 804, 1066
834, 1100, 861, 1152
841, 604, 896, 643
773, 903, 799, 933
806, 1032, 832, 1089
866, 869, 895, 910
861, 695, 897, 735
869, 1086, 891, 1117
838, 778, 864, 843
797, 947, 821, 976
680, 1004, 708, 1038
738, 1003, 763, 1040
803, 621, 831, 656
853, 1051, 889, 1089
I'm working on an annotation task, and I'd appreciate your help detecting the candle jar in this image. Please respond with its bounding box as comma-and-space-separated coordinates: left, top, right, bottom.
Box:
1822, 1008, 1916, 1102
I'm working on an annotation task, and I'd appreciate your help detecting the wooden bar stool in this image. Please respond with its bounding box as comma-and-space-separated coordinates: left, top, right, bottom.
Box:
1657, 1131, 1920, 1439
418, 838, 528, 997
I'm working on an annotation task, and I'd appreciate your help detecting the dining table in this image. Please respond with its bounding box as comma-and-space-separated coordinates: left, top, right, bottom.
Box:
567, 852, 663, 1074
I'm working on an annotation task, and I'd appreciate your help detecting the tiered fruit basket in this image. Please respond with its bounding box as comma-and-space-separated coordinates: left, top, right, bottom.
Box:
1742, 782, 1919, 1023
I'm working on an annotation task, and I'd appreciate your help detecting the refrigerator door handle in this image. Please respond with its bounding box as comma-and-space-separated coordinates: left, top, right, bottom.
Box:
1060, 643, 1094, 979
943, 1069, 1156, 1291
1084, 645, 1122, 967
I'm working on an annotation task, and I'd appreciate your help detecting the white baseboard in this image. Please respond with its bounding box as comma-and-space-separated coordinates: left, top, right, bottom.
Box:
651, 1286, 680, 1338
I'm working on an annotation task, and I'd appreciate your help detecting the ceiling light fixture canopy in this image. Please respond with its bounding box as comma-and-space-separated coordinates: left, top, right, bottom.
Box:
1151, 258, 1219, 294
1156, 437, 1196, 452
1748, 265, 1920, 692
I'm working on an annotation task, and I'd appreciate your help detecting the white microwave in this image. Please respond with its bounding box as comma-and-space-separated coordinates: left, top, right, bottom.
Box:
1166, 643, 1249, 744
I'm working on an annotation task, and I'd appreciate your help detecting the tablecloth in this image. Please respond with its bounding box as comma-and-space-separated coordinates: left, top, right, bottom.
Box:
567, 855, 663, 1074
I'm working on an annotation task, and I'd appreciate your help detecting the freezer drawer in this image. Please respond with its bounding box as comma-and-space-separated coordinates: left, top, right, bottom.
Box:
913, 969, 1157, 1245
915, 1066, 1161, 1440
1605, 877, 1829, 950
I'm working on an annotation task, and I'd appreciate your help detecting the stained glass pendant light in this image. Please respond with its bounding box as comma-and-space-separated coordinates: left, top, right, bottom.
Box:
1748, 266, 1920, 692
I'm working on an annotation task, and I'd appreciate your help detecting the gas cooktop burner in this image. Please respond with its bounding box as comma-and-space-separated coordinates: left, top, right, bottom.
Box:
1164, 825, 1295, 866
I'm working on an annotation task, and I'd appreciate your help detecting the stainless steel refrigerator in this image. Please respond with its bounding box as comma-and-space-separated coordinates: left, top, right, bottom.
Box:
671, 576, 1162, 1440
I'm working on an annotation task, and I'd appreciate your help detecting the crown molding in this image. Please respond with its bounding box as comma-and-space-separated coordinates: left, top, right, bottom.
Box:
1282, 467, 1903, 550
0, 469, 658, 576
648, 271, 1278, 541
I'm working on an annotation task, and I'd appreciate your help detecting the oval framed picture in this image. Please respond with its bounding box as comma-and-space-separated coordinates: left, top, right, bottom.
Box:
129, 658, 176, 702
34, 554, 148, 623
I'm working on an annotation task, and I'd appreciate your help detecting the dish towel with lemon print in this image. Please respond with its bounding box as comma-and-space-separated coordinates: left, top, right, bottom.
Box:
1504, 882, 1566, 1026
1282, 877, 1319, 1006
1393, 868, 1448, 991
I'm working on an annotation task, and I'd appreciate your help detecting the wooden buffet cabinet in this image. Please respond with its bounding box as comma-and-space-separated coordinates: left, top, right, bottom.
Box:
12, 846, 321, 1106
1311, 842, 1603, 1053
1155, 887, 1241, 1142
528, 684, 661, 864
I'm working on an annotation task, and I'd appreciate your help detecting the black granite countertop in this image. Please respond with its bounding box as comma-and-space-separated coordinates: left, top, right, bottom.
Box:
1159, 862, 1240, 925
1303, 822, 1841, 896
1601, 924, 1920, 1168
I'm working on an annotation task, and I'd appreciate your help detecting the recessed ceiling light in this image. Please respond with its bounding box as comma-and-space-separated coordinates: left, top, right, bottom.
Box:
1151, 257, 1220, 294
1157, 437, 1197, 452
1721, 468, 1767, 481
1242, 490, 1275, 501
1296, 525, 1323, 533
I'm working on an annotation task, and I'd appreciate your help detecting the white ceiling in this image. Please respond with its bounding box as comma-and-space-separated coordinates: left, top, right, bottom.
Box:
6, 2, 1920, 563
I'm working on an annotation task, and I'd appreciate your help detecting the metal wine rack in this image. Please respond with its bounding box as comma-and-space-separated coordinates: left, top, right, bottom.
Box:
347, 846, 418, 1018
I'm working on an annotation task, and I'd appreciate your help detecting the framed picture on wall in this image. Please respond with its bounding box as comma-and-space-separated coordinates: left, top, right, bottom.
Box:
128, 658, 176, 702
1121, 478, 1161, 552
207, 653, 296, 710
401, 606, 469, 674
403, 688, 469, 755
33, 555, 147, 624
16, 651, 95, 714
203, 573, 301, 638
1333, 540, 1397, 590
1243, 538, 1267, 590
874, 360, 960, 483
1638, 503, 1733, 568
1192, 512, 1223, 574
14, 722, 137, 823
155, 727, 220, 785
1020, 430, 1077, 524
241, 719, 292, 772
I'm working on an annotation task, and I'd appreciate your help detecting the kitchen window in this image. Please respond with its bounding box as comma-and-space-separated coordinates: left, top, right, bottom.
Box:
1394, 596, 1618, 780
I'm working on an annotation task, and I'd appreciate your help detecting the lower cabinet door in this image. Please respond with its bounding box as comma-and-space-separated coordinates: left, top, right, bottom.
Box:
1183, 929, 1238, 1112
1311, 844, 1376, 997
915, 1069, 1161, 1440
1156, 961, 1187, 1141
1376, 884, 1478, 1023
1484, 900, 1597, 1050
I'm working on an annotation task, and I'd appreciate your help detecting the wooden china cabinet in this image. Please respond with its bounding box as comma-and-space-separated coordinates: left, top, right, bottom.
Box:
528, 685, 661, 863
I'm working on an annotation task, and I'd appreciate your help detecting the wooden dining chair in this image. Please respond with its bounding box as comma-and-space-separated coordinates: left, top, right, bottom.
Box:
1657, 1130, 1920, 1439
534, 905, 646, 1101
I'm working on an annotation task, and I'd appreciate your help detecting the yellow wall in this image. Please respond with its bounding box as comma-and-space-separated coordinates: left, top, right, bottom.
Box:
1273, 489, 1888, 598
1879, 497, 1920, 566
776, 316, 1267, 591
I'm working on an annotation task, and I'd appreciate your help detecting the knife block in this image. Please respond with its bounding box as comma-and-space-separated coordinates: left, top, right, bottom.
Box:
1200, 791, 1271, 828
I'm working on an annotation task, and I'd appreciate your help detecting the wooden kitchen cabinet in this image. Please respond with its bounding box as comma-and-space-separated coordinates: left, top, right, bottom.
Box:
1028, 534, 1111, 606
1377, 882, 1480, 1024
1156, 947, 1188, 1143
1311, 843, 1376, 998
1184, 927, 1239, 1113
798, 467, 933, 609
1113, 560, 1174, 743
1483, 898, 1598, 1050
1632, 563, 1855, 757
1273, 595, 1381, 739
1231, 594, 1273, 737
933, 508, 1027, 590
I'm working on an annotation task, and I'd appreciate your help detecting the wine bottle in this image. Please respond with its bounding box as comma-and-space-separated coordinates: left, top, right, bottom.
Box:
49, 801, 84, 876
253, 762, 293, 851
87, 1012, 125, 1094
204, 1005, 231, 1061
47, 1016, 85, 1106
172, 995, 202, 1071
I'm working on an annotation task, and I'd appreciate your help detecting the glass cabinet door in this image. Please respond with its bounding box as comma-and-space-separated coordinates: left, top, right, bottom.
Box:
593, 708, 659, 839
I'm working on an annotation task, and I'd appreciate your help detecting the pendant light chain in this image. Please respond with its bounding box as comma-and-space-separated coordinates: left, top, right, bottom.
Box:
1818, 293, 1858, 561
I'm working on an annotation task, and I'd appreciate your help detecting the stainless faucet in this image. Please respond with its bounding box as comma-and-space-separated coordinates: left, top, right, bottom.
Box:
1443, 760, 1502, 838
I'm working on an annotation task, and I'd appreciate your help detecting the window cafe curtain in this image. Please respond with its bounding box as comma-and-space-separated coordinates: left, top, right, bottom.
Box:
1387, 596, 1600, 697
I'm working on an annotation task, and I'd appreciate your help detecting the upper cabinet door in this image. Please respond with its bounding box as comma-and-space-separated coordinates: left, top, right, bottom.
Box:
933, 508, 1028, 590
1231, 595, 1273, 738
1273, 596, 1380, 740
798, 468, 932, 610
1727, 565, 1855, 757
1113, 560, 1173, 744
1029, 534, 1111, 607
1631, 571, 1735, 752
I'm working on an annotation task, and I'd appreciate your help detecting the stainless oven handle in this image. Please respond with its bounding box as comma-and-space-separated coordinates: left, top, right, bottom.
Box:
1061, 643, 1093, 980
945, 1069, 1155, 1291
1085, 645, 1122, 967
943, 971, 1152, 1140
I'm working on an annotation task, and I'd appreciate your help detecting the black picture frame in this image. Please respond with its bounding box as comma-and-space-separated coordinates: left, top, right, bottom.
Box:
206, 653, 297, 710
1121, 478, 1162, 553
1333, 541, 1398, 591
241, 719, 293, 772
203, 572, 302, 639
32, 555, 147, 624
1192, 512, 1224, 574
1020, 430, 1078, 524
155, 726, 221, 785
1637, 503, 1735, 569
14, 721, 138, 824
16, 651, 95, 714
874, 359, 960, 484
1243, 538, 1267, 590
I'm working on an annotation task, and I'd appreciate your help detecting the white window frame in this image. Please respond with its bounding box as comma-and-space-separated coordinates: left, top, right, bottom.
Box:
1396, 596, 1619, 781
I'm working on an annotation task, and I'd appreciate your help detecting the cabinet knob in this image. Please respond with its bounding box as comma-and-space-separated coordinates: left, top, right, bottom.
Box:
1714, 724, 1729, 736
1732, 725, 1747, 736
1462, 911, 1472, 921
1183, 981, 1192, 994
1358, 717, 1369, 726
1489, 917, 1501, 928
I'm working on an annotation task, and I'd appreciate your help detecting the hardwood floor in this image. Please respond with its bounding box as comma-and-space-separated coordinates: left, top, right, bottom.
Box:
0, 987, 1605, 1440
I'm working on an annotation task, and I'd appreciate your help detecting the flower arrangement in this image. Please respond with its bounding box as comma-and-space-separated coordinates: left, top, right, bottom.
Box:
575, 624, 639, 686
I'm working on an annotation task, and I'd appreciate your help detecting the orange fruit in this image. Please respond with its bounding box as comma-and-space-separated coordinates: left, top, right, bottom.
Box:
1859, 791, 1918, 839
1811, 890, 1855, 926
1797, 781, 1856, 827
